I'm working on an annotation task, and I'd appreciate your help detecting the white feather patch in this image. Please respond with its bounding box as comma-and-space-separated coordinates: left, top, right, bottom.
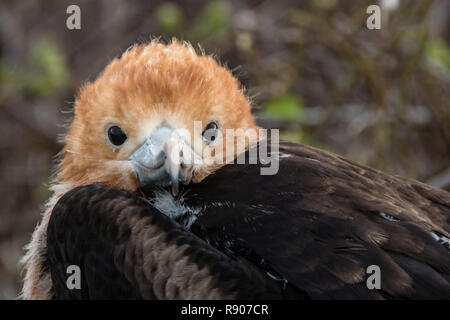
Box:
20, 183, 73, 299
142, 189, 202, 229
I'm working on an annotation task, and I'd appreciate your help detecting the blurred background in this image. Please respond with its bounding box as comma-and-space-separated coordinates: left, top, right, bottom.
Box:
0, 0, 449, 299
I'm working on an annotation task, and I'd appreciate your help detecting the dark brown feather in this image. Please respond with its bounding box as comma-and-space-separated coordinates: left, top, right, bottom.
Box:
47, 184, 307, 299
48, 140, 450, 299
183, 140, 450, 299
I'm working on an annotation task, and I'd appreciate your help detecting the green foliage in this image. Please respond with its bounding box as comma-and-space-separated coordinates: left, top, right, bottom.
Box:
264, 93, 322, 146
155, 2, 184, 34
279, 129, 309, 144
310, 0, 338, 10
25, 39, 70, 97
155, 1, 231, 42
189, 1, 231, 41
426, 40, 450, 77
286, 9, 314, 28
0, 61, 21, 89
1, 39, 70, 98
263, 93, 305, 121
279, 128, 333, 152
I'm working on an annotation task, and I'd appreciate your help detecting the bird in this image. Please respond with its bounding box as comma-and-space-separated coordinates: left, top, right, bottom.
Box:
22, 40, 450, 299
21, 39, 260, 299
47, 140, 450, 299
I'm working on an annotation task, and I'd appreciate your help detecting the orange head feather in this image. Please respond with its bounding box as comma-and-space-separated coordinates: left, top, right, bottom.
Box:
58, 40, 260, 192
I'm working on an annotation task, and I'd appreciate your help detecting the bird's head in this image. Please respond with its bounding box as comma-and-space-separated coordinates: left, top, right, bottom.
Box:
58, 40, 260, 196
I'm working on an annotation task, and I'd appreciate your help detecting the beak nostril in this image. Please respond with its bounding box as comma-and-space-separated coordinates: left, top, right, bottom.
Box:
180, 150, 183, 157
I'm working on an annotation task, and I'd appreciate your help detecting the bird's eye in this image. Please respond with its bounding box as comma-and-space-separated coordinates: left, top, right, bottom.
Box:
107, 125, 127, 146
202, 121, 219, 143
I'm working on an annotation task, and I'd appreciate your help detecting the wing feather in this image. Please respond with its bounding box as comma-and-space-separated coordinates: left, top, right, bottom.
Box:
47, 184, 307, 299
185, 140, 450, 299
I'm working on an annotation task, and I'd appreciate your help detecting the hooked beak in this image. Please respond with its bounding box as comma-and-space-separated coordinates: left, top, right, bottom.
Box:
164, 138, 181, 196
129, 127, 196, 197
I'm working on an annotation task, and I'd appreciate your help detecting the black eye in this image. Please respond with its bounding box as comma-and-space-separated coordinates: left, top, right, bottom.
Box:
107, 125, 127, 146
202, 121, 219, 142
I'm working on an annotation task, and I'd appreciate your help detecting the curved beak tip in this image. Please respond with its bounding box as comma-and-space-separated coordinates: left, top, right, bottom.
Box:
171, 182, 179, 197
165, 138, 182, 197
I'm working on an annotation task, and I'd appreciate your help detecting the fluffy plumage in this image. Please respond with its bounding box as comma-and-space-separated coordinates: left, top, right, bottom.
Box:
60, 40, 258, 189
22, 40, 258, 299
